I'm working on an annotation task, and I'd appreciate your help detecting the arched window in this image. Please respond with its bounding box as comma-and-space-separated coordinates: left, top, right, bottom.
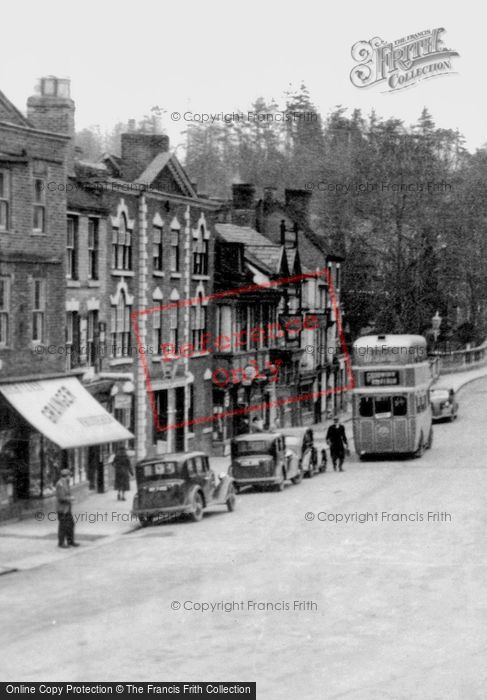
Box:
111, 289, 131, 357
169, 289, 180, 351
152, 289, 163, 352
191, 292, 207, 351
193, 224, 208, 275
153, 223, 163, 271
170, 228, 179, 272
112, 213, 132, 271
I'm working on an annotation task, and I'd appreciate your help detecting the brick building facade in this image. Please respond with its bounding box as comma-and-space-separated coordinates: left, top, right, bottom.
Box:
0, 83, 71, 512
0, 79, 130, 518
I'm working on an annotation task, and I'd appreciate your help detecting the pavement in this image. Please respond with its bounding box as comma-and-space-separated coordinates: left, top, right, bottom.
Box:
1, 363, 486, 577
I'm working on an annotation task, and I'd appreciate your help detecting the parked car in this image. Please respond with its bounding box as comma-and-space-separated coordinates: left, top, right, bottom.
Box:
279, 427, 321, 477
132, 451, 235, 526
229, 432, 302, 492
430, 387, 459, 422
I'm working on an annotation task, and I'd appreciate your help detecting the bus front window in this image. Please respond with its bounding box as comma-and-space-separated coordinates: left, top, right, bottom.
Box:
374, 396, 392, 418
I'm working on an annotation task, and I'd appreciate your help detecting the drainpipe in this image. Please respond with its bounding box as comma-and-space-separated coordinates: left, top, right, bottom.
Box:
136, 190, 148, 462
183, 205, 191, 451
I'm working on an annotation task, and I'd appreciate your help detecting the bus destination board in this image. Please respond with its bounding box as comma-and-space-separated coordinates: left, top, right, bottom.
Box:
364, 370, 400, 386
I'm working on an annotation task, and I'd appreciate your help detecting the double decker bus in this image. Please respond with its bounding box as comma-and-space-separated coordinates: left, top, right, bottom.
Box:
352, 334, 434, 458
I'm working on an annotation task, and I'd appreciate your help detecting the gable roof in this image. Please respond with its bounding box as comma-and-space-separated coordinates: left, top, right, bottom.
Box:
258, 197, 333, 272
0, 90, 31, 128
215, 223, 289, 276
215, 223, 276, 247
100, 153, 122, 177
134, 152, 197, 197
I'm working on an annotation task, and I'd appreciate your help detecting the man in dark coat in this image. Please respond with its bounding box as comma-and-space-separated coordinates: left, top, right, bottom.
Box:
326, 416, 349, 472
113, 446, 133, 501
56, 468, 79, 548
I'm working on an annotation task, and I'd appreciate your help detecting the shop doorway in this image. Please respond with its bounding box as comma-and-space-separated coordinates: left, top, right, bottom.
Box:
175, 387, 185, 452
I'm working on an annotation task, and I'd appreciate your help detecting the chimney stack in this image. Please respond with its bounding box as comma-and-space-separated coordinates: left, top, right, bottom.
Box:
285, 188, 312, 225
264, 186, 277, 205
27, 77, 75, 172
232, 183, 256, 227
120, 133, 170, 181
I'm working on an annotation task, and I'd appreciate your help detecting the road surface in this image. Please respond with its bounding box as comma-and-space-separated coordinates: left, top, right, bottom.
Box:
1, 379, 487, 699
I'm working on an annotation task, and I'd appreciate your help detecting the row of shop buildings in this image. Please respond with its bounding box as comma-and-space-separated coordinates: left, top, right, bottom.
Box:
0, 76, 347, 518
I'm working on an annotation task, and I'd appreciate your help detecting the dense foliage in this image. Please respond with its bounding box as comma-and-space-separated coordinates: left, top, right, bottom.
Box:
76, 86, 487, 344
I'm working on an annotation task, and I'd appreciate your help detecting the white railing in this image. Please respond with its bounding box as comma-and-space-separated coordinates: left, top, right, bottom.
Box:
430, 341, 487, 374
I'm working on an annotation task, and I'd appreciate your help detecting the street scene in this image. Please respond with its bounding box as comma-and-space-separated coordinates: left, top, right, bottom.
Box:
1, 371, 486, 698
1, 2, 487, 699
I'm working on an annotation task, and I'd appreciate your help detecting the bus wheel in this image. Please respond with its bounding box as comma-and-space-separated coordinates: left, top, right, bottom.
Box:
414, 433, 425, 458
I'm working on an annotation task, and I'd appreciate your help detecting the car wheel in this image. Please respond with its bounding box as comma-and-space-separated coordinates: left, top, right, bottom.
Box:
139, 515, 153, 528
291, 468, 303, 485
414, 432, 425, 458
307, 466, 314, 478
427, 428, 433, 449
226, 486, 236, 512
275, 468, 286, 492
190, 492, 204, 522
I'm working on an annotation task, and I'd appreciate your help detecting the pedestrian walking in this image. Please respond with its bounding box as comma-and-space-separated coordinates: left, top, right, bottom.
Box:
113, 446, 133, 501
55, 468, 79, 548
326, 415, 349, 472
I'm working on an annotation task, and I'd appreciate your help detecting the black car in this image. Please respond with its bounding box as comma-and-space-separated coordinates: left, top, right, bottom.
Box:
132, 451, 236, 526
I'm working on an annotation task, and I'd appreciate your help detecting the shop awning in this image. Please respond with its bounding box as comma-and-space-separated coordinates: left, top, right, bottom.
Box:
0, 376, 133, 449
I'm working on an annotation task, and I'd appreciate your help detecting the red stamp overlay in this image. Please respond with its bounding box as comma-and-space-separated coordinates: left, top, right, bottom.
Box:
131, 267, 353, 435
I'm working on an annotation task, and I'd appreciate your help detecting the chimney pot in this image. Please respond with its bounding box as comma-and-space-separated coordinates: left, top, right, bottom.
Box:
264, 186, 277, 204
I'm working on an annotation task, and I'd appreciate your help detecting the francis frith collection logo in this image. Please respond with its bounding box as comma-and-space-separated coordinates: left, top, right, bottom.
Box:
350, 28, 459, 91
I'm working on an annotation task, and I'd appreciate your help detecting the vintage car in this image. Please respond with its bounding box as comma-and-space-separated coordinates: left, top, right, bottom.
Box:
229, 432, 302, 491
430, 387, 459, 422
279, 427, 321, 477
132, 451, 236, 526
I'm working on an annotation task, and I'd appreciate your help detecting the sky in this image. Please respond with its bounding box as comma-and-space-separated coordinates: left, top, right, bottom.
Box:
1, 0, 485, 152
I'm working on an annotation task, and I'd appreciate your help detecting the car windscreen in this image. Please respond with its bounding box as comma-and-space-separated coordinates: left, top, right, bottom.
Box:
431, 390, 449, 400
234, 440, 272, 455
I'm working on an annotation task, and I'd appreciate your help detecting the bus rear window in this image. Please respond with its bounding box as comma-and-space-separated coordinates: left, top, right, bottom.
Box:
359, 397, 374, 417
359, 395, 408, 417
374, 397, 392, 417
392, 396, 407, 416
